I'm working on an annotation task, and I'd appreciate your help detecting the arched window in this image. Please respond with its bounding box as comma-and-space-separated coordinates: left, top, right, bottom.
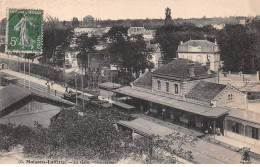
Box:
157, 80, 161, 91
174, 84, 179, 94
166, 82, 170, 93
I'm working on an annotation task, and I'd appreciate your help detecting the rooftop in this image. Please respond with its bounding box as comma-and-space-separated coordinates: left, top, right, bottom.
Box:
186, 81, 227, 102
0, 84, 32, 113
99, 82, 123, 90
177, 40, 219, 53
153, 58, 212, 80
0, 84, 74, 113
132, 71, 152, 89
118, 118, 179, 137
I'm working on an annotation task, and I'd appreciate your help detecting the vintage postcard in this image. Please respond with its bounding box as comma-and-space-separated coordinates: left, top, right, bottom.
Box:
0, 0, 260, 164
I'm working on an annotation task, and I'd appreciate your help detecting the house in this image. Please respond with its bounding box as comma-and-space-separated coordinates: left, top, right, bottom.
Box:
212, 24, 225, 30
0, 84, 74, 128
113, 58, 260, 147
74, 27, 111, 37
177, 39, 223, 72
128, 27, 147, 36
128, 27, 156, 45
146, 43, 162, 69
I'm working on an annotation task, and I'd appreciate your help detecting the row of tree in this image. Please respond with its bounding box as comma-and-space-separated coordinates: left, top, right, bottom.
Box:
155, 19, 260, 74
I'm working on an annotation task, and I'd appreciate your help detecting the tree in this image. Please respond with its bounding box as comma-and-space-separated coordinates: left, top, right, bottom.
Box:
105, 27, 153, 84
83, 15, 95, 27
164, 7, 172, 25
40, 16, 73, 64
72, 17, 79, 27
76, 34, 98, 73
155, 23, 206, 63
0, 107, 197, 163
216, 23, 260, 73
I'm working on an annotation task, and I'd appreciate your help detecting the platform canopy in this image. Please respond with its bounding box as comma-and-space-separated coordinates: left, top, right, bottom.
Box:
112, 101, 136, 110
113, 86, 229, 118
118, 118, 178, 137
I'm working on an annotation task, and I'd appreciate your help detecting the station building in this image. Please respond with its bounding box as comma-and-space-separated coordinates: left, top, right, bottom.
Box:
113, 58, 260, 146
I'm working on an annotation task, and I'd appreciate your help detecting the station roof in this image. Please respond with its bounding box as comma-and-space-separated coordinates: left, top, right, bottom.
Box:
0, 84, 32, 112
118, 118, 178, 137
186, 81, 227, 102
153, 58, 210, 80
113, 86, 229, 118
99, 82, 123, 90
0, 84, 74, 113
112, 101, 135, 110
2, 76, 18, 80
132, 71, 152, 89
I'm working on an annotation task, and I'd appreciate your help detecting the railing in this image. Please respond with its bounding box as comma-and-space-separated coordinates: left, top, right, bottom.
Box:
16, 79, 64, 98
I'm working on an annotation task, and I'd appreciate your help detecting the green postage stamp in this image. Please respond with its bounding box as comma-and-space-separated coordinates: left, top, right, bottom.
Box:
6, 9, 43, 53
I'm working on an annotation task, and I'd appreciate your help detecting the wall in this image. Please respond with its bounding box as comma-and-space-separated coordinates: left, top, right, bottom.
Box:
0, 100, 61, 128
225, 130, 260, 147
177, 53, 221, 71
216, 87, 247, 109
152, 77, 182, 96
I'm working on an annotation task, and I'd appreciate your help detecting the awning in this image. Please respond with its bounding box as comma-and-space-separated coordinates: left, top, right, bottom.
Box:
112, 101, 135, 110
99, 82, 123, 90
113, 86, 229, 118
118, 118, 179, 137
227, 108, 260, 128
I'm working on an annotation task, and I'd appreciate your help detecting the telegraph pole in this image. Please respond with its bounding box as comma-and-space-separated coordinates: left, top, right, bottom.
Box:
81, 68, 84, 108
75, 72, 78, 107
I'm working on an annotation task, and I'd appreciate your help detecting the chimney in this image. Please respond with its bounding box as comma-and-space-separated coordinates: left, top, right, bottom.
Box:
215, 39, 217, 45
206, 61, 211, 74
180, 41, 183, 44
158, 58, 163, 69
188, 62, 195, 78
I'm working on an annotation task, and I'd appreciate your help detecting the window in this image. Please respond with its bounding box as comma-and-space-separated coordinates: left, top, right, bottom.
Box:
174, 84, 179, 94
157, 80, 161, 91
228, 94, 233, 101
232, 122, 239, 133
207, 55, 210, 61
166, 82, 169, 93
252, 127, 259, 140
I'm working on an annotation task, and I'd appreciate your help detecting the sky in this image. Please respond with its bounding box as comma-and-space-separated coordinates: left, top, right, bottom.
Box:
1, 0, 260, 21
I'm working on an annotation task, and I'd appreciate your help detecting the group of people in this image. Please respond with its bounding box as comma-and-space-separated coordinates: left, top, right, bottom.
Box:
205, 126, 223, 136
45, 80, 54, 93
